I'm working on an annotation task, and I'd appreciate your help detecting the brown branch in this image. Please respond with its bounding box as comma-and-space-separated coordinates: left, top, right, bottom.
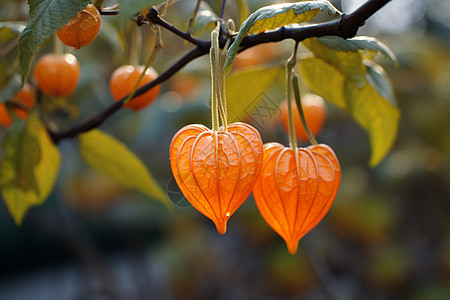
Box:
49, 0, 392, 143
50, 47, 205, 143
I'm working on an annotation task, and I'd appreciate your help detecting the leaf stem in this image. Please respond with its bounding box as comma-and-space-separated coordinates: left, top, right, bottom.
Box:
219, 37, 231, 128
218, 20, 234, 126
292, 73, 318, 145
124, 26, 162, 106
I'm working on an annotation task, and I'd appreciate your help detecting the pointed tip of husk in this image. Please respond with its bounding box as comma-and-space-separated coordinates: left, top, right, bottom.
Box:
286, 240, 299, 255
215, 221, 227, 235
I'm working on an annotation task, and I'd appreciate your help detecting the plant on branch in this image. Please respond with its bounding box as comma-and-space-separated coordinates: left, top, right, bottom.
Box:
0, 0, 399, 253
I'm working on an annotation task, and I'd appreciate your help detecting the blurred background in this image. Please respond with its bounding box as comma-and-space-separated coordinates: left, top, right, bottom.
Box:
0, 0, 449, 299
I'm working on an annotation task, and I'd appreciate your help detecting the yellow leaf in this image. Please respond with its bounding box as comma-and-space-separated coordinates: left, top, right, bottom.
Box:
345, 72, 400, 167
299, 56, 346, 109
300, 37, 400, 166
226, 66, 282, 123
247, 7, 320, 35
0, 114, 61, 225
78, 129, 172, 209
303, 37, 367, 87
307, 36, 398, 64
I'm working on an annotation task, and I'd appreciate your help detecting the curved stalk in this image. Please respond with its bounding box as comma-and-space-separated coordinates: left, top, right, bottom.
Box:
124, 26, 162, 106
210, 22, 221, 131
292, 73, 318, 145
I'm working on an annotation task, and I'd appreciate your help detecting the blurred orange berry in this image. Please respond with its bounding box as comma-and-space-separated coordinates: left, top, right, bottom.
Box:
0, 83, 35, 127
109, 65, 160, 112
33, 53, 81, 97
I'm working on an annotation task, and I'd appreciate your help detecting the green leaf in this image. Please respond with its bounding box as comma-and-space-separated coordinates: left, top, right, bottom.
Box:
18, 0, 91, 83
0, 114, 61, 225
224, 0, 340, 74
226, 66, 282, 122
117, 0, 163, 28
0, 22, 26, 43
191, 2, 219, 35
299, 54, 400, 166
365, 61, 396, 106
78, 129, 172, 209
0, 74, 22, 104
313, 36, 398, 64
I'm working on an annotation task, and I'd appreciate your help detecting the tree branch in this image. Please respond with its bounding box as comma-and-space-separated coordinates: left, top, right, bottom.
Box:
50, 47, 205, 143
49, 0, 391, 143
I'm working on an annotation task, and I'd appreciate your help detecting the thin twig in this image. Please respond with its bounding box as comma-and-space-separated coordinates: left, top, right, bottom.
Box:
147, 8, 208, 48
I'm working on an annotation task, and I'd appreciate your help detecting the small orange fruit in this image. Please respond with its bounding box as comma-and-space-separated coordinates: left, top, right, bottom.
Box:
109, 65, 161, 112
56, 4, 101, 49
33, 53, 81, 97
280, 94, 327, 142
0, 83, 35, 127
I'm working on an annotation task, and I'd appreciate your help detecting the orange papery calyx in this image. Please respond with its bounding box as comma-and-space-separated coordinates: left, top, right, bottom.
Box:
169, 22, 264, 234
169, 122, 263, 234
252, 142, 341, 254
253, 43, 341, 254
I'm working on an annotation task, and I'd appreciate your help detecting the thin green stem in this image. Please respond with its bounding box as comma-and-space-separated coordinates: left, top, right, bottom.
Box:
123, 27, 162, 106
218, 20, 234, 126
285, 42, 299, 150
130, 25, 142, 66
214, 35, 227, 129
53, 37, 63, 55
210, 22, 221, 131
210, 49, 219, 131
218, 34, 231, 129
292, 73, 318, 145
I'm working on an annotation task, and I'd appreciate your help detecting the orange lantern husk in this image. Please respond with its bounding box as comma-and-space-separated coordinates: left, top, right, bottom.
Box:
170, 122, 263, 234
253, 142, 341, 254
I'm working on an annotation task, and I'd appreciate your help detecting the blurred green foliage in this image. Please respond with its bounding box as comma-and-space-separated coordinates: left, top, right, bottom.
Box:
0, 0, 449, 299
